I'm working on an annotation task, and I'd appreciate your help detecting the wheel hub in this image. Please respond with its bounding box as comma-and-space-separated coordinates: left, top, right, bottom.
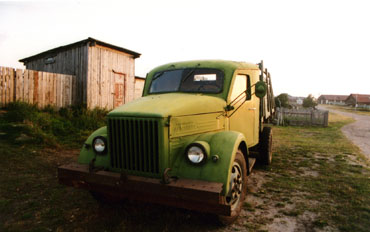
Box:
226, 162, 243, 209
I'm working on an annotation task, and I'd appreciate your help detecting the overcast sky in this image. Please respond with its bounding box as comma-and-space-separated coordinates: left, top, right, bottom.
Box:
0, 0, 369, 97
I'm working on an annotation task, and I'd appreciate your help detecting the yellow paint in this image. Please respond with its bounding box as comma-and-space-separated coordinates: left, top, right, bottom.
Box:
228, 69, 260, 147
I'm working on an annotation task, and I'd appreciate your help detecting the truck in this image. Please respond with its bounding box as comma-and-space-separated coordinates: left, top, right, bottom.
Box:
58, 60, 275, 224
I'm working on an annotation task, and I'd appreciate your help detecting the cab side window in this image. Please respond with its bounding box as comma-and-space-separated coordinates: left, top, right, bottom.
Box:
230, 74, 251, 102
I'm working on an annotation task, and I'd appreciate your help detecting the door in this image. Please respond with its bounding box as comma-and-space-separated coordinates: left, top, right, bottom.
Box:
228, 74, 257, 147
113, 72, 126, 108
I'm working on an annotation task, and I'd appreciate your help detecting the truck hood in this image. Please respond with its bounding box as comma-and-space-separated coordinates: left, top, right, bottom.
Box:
108, 93, 226, 118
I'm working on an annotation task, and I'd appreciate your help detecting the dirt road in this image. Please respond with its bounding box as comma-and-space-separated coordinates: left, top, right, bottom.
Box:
318, 105, 370, 160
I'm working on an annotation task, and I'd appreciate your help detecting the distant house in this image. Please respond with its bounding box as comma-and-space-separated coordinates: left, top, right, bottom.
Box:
317, 95, 348, 105
19, 37, 141, 109
345, 94, 370, 108
296, 97, 304, 105
288, 95, 305, 108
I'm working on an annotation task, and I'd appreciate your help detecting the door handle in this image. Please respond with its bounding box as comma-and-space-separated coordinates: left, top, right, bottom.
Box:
248, 108, 256, 110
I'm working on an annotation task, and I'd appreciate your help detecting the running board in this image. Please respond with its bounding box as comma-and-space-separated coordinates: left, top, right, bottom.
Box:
248, 158, 256, 175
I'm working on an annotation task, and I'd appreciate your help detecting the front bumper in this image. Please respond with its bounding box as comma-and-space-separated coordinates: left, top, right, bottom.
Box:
58, 163, 231, 216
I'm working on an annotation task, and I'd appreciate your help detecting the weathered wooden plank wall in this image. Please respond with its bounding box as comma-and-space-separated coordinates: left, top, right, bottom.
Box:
0, 66, 75, 108
23, 44, 87, 106
134, 78, 145, 100
87, 45, 135, 109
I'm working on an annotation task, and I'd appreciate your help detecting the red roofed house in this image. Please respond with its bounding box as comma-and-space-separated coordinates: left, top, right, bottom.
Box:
317, 95, 348, 105
345, 94, 370, 109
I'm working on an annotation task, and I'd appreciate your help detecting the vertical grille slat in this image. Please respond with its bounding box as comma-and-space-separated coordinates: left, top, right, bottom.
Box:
141, 121, 146, 172
108, 119, 114, 167
108, 117, 160, 174
123, 120, 129, 170
133, 120, 138, 171
149, 121, 155, 173
154, 121, 159, 173
112, 119, 117, 167
127, 120, 135, 170
143, 120, 148, 172
114, 119, 120, 168
118, 120, 123, 169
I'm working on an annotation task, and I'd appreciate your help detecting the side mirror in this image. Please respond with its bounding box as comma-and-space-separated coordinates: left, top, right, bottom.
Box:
255, 81, 267, 98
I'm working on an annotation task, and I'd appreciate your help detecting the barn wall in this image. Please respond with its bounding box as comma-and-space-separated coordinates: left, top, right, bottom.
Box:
23, 45, 88, 105
134, 78, 145, 100
87, 45, 135, 109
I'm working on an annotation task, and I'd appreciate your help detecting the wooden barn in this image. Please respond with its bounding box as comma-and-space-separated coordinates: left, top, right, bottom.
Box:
134, 76, 145, 100
345, 94, 370, 108
317, 95, 348, 105
19, 37, 141, 109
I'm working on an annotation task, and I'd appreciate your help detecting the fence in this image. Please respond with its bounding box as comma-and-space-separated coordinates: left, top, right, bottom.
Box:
0, 66, 76, 108
276, 108, 329, 127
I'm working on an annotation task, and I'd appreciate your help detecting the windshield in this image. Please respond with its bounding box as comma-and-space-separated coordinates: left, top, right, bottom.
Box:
149, 68, 224, 94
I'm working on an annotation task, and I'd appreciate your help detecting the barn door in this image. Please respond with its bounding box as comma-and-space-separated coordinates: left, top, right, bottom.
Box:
113, 72, 126, 108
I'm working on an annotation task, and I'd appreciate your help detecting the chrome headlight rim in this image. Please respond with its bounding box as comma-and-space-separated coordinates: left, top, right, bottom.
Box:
185, 143, 208, 165
92, 136, 107, 155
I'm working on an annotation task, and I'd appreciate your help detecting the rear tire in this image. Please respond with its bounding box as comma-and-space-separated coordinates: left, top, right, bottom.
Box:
258, 127, 273, 165
218, 150, 247, 225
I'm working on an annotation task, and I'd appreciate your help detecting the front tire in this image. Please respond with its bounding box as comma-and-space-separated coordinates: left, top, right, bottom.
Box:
219, 150, 247, 225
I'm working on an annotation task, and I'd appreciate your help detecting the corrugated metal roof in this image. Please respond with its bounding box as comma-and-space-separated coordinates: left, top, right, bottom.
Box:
19, 37, 141, 63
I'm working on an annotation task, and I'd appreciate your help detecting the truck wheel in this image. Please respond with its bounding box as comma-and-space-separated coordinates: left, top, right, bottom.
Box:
90, 191, 124, 205
219, 150, 247, 225
258, 127, 273, 165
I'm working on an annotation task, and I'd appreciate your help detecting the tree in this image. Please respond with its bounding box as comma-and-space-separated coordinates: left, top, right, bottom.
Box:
303, 94, 318, 108
274, 93, 291, 108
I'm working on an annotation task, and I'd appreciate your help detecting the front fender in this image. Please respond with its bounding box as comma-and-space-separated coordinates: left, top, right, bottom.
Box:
173, 131, 247, 195
78, 126, 110, 168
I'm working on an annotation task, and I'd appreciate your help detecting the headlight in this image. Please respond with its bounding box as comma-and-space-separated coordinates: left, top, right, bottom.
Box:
185, 142, 209, 164
92, 136, 107, 155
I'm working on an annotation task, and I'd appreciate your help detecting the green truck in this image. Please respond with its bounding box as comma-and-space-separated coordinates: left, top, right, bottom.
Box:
58, 60, 275, 223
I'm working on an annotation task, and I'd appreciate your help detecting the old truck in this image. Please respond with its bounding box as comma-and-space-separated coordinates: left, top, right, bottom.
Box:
58, 60, 275, 223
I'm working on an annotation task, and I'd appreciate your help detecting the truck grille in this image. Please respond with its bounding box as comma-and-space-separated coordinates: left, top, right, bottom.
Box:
108, 117, 160, 174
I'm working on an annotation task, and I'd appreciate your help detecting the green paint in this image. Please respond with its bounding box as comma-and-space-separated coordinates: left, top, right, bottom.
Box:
108, 93, 226, 118
78, 126, 110, 167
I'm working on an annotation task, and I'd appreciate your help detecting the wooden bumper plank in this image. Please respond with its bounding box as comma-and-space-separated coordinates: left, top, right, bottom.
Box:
58, 163, 230, 215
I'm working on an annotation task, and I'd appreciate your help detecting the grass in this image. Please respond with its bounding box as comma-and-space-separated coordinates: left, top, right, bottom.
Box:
0, 102, 109, 231
324, 104, 370, 116
0, 103, 369, 231
251, 112, 370, 231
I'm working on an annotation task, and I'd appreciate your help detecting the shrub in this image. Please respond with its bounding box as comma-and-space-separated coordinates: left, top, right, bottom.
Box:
3, 102, 38, 123
1, 103, 108, 148
303, 94, 318, 108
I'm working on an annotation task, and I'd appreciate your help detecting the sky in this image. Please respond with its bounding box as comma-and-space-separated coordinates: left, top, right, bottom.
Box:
0, 0, 369, 97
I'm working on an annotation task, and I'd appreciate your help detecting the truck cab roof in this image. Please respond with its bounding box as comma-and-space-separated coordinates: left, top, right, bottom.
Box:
142, 60, 260, 100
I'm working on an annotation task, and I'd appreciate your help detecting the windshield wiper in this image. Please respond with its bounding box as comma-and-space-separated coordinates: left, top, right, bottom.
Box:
152, 71, 164, 81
